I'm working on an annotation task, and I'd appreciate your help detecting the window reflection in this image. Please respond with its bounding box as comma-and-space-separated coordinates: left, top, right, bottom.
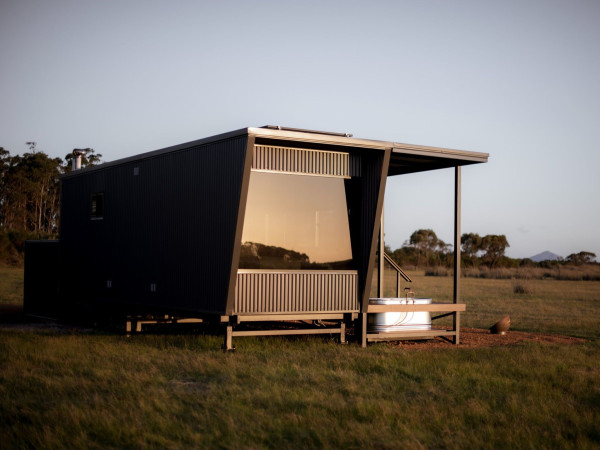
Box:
240, 171, 353, 270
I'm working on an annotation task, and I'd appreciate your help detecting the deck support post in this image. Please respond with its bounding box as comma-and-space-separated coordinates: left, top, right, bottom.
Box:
359, 312, 368, 348
340, 321, 346, 344
223, 325, 234, 352
454, 311, 461, 345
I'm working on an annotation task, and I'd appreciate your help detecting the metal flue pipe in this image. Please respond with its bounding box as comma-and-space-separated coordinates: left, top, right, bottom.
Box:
72, 149, 88, 171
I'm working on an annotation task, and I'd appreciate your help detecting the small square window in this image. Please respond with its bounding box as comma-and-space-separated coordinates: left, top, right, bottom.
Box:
91, 193, 104, 219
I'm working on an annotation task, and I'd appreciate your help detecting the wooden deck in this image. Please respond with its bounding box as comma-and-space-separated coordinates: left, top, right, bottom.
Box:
361, 302, 466, 347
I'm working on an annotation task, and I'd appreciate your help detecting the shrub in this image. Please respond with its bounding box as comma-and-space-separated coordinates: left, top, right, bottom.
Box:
513, 282, 532, 295
424, 266, 451, 277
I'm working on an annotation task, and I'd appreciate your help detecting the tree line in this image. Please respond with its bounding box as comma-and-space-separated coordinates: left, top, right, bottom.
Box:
1, 145, 596, 270
387, 228, 596, 269
0, 143, 101, 264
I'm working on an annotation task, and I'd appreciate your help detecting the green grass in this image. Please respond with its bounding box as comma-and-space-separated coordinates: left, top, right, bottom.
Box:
1, 268, 600, 448
405, 271, 600, 339
1, 332, 599, 449
0, 266, 23, 305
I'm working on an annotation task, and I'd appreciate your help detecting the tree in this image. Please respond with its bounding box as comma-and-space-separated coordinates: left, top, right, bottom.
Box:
0, 147, 11, 228
409, 229, 440, 267
480, 234, 509, 267
6, 147, 62, 233
566, 251, 597, 265
461, 232, 482, 267
0, 142, 94, 235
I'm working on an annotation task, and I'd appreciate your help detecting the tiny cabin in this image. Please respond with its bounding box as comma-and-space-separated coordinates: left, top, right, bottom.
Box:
24, 126, 488, 349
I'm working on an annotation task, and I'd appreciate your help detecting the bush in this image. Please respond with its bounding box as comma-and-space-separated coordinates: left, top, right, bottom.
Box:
424, 267, 451, 277
459, 265, 600, 281
513, 282, 532, 295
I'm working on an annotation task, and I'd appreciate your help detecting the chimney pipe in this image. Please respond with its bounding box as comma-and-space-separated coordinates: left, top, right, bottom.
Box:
72, 149, 86, 171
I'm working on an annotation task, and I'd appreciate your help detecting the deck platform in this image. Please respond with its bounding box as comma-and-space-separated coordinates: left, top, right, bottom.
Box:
361, 302, 465, 347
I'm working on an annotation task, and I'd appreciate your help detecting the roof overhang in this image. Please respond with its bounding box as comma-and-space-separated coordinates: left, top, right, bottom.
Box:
60, 125, 488, 179
388, 144, 488, 176
248, 126, 489, 176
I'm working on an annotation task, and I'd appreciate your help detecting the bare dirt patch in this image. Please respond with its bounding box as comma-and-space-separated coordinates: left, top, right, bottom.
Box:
386, 327, 585, 349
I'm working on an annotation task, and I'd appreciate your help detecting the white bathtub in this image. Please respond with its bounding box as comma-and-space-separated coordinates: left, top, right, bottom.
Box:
368, 298, 432, 332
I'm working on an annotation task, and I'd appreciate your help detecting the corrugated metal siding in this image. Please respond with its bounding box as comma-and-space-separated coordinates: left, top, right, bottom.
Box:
345, 150, 386, 310
24, 241, 60, 318
349, 154, 362, 177
252, 145, 350, 178
59, 135, 248, 315
235, 271, 358, 313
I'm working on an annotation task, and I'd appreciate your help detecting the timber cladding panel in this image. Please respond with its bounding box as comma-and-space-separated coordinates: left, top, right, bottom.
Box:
234, 271, 358, 313
252, 145, 350, 178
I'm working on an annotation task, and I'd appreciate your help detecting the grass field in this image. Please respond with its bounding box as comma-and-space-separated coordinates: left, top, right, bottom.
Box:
405, 271, 600, 339
0, 266, 24, 305
1, 269, 600, 448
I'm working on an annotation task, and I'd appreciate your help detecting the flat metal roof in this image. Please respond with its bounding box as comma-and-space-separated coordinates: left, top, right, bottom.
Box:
61, 126, 488, 178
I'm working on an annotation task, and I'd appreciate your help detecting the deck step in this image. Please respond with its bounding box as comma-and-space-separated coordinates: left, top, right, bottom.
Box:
232, 328, 343, 337
366, 329, 456, 341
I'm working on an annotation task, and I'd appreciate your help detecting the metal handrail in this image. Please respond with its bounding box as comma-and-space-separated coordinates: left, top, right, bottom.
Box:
383, 253, 412, 282
382, 252, 412, 298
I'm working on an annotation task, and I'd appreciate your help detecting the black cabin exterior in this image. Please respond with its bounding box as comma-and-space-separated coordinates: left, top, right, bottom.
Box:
25, 126, 488, 347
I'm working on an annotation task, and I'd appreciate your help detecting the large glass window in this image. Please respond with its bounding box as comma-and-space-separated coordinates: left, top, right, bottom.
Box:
239, 171, 353, 270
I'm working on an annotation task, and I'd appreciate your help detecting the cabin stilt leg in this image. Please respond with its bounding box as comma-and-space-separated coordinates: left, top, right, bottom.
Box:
223, 325, 235, 352
359, 313, 367, 348
453, 312, 461, 345
340, 321, 346, 344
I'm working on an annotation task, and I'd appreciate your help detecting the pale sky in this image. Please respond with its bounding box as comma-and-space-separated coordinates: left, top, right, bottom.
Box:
1, 0, 599, 259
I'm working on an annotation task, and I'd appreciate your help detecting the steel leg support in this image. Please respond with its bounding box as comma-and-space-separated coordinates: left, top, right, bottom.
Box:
360, 312, 367, 348
453, 311, 461, 345
223, 325, 235, 352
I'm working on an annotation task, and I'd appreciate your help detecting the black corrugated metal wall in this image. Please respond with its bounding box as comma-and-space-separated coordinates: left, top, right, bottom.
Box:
345, 147, 389, 312
24, 240, 60, 318
59, 136, 248, 315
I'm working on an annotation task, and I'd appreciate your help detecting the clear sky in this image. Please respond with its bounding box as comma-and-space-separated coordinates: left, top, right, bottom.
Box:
1, 0, 599, 259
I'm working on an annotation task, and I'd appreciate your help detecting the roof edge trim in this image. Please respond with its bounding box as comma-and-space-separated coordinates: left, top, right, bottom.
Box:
60, 127, 250, 178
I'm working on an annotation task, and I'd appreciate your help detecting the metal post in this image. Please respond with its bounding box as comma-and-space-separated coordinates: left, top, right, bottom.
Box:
340, 321, 346, 344
453, 166, 461, 343
360, 312, 368, 348
453, 166, 461, 303
223, 325, 234, 352
378, 207, 384, 298
454, 311, 461, 345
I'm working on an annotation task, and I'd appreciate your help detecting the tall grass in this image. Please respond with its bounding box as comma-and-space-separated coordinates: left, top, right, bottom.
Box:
1, 331, 599, 449
1, 269, 600, 448
0, 266, 23, 305
405, 270, 600, 339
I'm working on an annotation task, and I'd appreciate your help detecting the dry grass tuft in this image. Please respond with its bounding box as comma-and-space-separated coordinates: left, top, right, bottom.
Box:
0, 266, 23, 304
513, 281, 533, 295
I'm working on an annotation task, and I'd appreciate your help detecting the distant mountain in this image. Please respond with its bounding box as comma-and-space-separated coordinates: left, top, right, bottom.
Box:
529, 251, 563, 262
